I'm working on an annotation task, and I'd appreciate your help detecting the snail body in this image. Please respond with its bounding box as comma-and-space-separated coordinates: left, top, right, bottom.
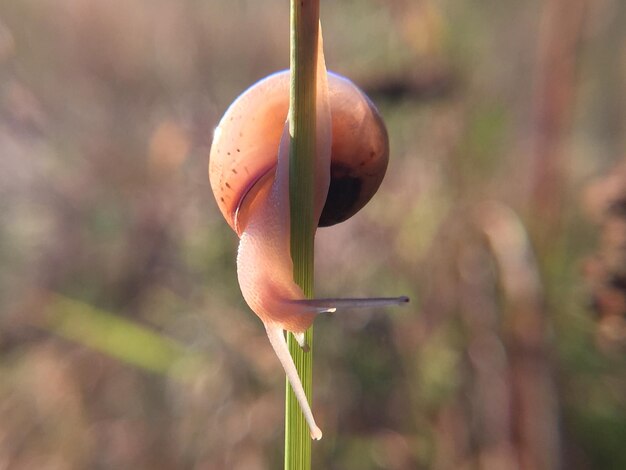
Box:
209, 34, 407, 440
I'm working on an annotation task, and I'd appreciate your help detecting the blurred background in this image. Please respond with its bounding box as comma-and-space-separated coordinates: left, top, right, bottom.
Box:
1, 0, 625, 468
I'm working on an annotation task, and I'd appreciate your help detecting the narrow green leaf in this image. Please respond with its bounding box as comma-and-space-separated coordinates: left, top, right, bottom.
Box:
285, 0, 320, 468
43, 294, 206, 380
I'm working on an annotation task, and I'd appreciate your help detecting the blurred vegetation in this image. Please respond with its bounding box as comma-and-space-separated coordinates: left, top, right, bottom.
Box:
1, 0, 625, 468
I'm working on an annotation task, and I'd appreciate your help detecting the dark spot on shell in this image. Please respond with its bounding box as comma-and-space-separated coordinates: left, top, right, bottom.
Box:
227, 152, 231, 156
236, 148, 241, 153
220, 197, 225, 203
232, 168, 238, 174
225, 182, 231, 189
319, 163, 362, 227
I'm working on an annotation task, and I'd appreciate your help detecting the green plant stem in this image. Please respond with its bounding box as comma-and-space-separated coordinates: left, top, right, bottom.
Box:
285, 0, 320, 468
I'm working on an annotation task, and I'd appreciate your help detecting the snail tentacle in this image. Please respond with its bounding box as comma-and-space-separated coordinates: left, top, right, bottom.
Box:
265, 324, 322, 440
292, 331, 310, 352
287, 296, 409, 313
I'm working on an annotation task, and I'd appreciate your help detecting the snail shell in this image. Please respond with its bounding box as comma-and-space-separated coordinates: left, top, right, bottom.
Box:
209, 70, 389, 236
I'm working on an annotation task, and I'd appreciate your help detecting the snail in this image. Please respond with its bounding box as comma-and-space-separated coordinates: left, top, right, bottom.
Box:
208, 34, 408, 440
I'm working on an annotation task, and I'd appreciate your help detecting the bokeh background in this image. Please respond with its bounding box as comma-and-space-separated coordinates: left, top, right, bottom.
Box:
1, 0, 625, 468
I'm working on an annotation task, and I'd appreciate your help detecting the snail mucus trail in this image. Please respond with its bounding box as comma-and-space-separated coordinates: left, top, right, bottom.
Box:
208, 34, 408, 440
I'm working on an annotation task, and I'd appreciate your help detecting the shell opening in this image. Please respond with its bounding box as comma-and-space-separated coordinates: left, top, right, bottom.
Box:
319, 163, 364, 226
